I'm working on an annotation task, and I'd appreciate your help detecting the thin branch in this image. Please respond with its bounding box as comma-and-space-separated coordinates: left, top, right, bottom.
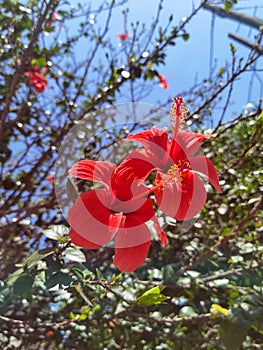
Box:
0, 314, 80, 329
110, 310, 211, 325
202, 260, 263, 283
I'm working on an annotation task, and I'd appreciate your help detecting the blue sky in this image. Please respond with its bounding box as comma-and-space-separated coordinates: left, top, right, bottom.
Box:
112, 0, 263, 119
58, 0, 262, 123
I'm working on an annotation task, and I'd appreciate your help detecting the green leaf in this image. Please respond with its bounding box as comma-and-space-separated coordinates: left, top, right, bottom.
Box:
64, 247, 86, 263
92, 304, 101, 313
145, 69, 159, 81
182, 33, 190, 41
210, 304, 229, 318
7, 268, 25, 286
135, 286, 169, 306
162, 263, 179, 284
13, 273, 34, 300
31, 57, 46, 68
15, 247, 55, 269
224, 1, 233, 13
230, 43, 236, 54
79, 313, 88, 321
45, 272, 72, 289
69, 311, 76, 319
43, 225, 69, 240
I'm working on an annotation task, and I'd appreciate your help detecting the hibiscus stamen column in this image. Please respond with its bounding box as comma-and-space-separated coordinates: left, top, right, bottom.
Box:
170, 97, 188, 137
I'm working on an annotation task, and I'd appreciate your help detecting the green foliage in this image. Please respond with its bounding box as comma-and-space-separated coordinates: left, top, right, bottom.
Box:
210, 304, 229, 318
13, 273, 34, 300
224, 2, 233, 13
182, 33, 190, 41
31, 57, 46, 67
135, 286, 169, 306
43, 225, 69, 241
224, 0, 237, 13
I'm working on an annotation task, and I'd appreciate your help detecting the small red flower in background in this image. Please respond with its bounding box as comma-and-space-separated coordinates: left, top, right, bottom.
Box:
46, 330, 54, 337
124, 97, 222, 220
116, 33, 130, 40
46, 12, 57, 27
24, 67, 48, 93
68, 160, 167, 272
46, 174, 54, 184
158, 74, 169, 90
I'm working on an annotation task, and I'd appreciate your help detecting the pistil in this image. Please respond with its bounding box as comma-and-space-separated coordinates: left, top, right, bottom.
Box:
170, 96, 188, 137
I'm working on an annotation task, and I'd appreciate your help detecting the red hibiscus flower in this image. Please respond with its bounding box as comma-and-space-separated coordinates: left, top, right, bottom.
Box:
116, 33, 130, 40
158, 74, 169, 90
123, 98, 222, 221
24, 70, 48, 93
68, 160, 167, 272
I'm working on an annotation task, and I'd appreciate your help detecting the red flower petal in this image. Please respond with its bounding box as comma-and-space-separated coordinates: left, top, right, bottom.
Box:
116, 33, 130, 40
126, 126, 169, 151
152, 215, 169, 247
68, 189, 122, 247
170, 130, 214, 162
34, 83, 45, 93
69, 160, 115, 190
116, 152, 155, 181
189, 155, 222, 192
51, 12, 57, 20
155, 171, 207, 220
112, 152, 155, 200
159, 75, 169, 90
110, 199, 155, 251
30, 72, 47, 84
125, 127, 171, 167
69, 229, 101, 249
46, 174, 54, 184
154, 171, 182, 218
123, 198, 155, 227
113, 224, 151, 272
158, 231, 169, 247
25, 71, 47, 92
176, 172, 207, 220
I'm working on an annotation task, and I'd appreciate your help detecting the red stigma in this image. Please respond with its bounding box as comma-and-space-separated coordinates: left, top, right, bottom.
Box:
173, 97, 184, 116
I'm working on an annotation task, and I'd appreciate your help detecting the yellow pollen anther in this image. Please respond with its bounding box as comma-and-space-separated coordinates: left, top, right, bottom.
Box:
155, 161, 192, 191
155, 164, 181, 190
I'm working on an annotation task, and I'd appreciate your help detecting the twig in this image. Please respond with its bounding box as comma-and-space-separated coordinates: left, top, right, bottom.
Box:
202, 260, 263, 283
110, 310, 211, 325
188, 30, 263, 120
0, 314, 80, 329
